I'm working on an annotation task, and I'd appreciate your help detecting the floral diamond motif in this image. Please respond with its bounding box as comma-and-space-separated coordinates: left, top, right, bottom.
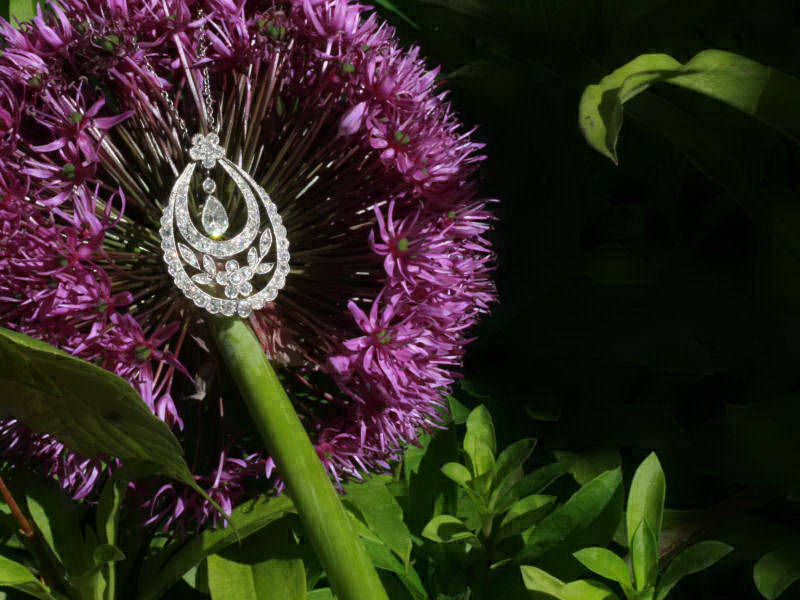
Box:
189, 133, 225, 169
216, 259, 254, 299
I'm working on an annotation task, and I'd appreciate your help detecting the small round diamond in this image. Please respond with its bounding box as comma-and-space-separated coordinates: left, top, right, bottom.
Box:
202, 178, 216, 194
237, 301, 252, 318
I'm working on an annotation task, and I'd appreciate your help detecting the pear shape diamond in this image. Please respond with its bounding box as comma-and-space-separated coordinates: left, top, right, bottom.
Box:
201, 195, 229, 238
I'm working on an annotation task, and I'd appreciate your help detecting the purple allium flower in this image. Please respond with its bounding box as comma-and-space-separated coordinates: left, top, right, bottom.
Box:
0, 0, 496, 528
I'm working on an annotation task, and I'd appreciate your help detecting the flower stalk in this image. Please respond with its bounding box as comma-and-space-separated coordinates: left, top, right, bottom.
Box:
207, 315, 389, 600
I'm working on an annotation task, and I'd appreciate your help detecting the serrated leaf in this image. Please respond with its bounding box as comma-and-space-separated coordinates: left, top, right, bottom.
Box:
573, 547, 631, 588
256, 262, 274, 275
343, 477, 412, 567
579, 50, 800, 163
137, 495, 295, 600
259, 229, 273, 256
657, 541, 733, 600
178, 243, 201, 269
627, 453, 666, 547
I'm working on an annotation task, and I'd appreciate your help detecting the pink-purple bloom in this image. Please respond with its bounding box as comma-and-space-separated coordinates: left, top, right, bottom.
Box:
0, 0, 496, 528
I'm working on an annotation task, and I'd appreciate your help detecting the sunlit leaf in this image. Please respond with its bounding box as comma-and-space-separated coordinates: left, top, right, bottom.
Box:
753, 544, 800, 600
579, 50, 800, 163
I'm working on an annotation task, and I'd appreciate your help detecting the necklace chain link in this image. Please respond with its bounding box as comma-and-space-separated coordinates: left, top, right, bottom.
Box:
132, 10, 215, 142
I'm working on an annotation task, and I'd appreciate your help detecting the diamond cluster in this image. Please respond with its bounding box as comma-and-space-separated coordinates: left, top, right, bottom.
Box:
161, 138, 290, 318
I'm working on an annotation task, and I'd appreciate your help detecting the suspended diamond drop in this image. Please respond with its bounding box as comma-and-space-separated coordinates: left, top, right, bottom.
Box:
201, 195, 229, 238
202, 178, 216, 194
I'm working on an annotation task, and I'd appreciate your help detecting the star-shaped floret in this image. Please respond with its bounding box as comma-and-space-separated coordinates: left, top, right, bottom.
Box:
216, 259, 254, 299
189, 133, 225, 169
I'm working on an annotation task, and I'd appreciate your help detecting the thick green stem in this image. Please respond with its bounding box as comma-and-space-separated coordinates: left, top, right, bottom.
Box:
207, 316, 389, 600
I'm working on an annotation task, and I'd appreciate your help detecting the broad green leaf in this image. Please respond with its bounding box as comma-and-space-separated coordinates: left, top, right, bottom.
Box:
561, 579, 620, 600
496, 495, 556, 541
8, 0, 36, 25
656, 541, 732, 600
626, 453, 666, 547
0, 329, 204, 498
403, 428, 459, 533
493, 438, 537, 493
9, 472, 88, 576
447, 396, 471, 425
421, 515, 478, 545
343, 477, 412, 567
630, 521, 658, 591
518, 468, 623, 562
0, 555, 58, 600
495, 463, 568, 513
753, 544, 800, 600
137, 495, 295, 600
441, 462, 472, 487
578, 50, 800, 163
573, 547, 631, 588
360, 539, 428, 600
307, 589, 336, 600
206, 518, 306, 600
464, 404, 496, 455
520, 565, 565, 597
207, 552, 305, 600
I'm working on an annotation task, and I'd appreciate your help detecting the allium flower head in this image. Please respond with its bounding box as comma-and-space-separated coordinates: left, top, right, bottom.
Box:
0, 0, 496, 528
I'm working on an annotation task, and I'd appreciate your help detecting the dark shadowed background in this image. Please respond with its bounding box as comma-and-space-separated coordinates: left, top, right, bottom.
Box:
374, 1, 800, 597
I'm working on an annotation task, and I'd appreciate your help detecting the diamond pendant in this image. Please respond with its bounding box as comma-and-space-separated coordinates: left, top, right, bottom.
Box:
160, 133, 290, 318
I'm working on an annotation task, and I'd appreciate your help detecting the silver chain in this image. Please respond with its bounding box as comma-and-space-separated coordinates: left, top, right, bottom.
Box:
132, 10, 215, 142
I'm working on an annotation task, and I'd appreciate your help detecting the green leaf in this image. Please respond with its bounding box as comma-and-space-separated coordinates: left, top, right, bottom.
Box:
495, 463, 568, 513
343, 476, 412, 567
626, 453, 666, 548
8, 472, 88, 576
753, 544, 800, 600
207, 552, 305, 600
630, 521, 658, 591
441, 462, 472, 487
0, 329, 204, 497
360, 539, 428, 600
520, 565, 566, 597
518, 468, 623, 563
0, 555, 57, 600
655, 541, 732, 599
421, 515, 478, 545
447, 396, 470, 425
493, 438, 537, 493
307, 590, 336, 600
137, 495, 295, 600
573, 547, 631, 588
8, 0, 36, 25
463, 405, 496, 481
496, 495, 556, 541
464, 405, 496, 455
578, 50, 800, 163
561, 580, 620, 600
92, 545, 125, 564
206, 518, 306, 600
